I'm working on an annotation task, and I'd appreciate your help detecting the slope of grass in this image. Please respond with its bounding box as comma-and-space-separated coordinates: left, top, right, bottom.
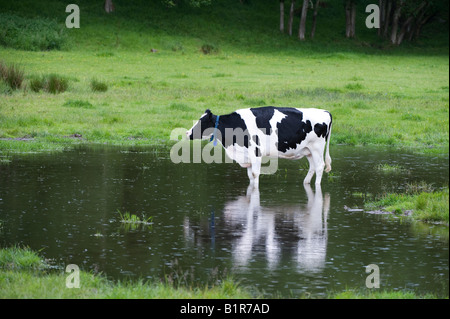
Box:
0, 0, 448, 154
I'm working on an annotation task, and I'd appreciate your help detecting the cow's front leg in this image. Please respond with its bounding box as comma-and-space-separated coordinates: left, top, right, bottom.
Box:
251, 158, 261, 188
246, 158, 262, 188
247, 165, 255, 185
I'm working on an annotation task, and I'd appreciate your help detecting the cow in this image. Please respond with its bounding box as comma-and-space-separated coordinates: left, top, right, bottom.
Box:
186, 106, 332, 188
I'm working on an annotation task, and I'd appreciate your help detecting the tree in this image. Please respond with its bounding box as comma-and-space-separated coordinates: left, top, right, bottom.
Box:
282, 0, 322, 40
378, 0, 437, 45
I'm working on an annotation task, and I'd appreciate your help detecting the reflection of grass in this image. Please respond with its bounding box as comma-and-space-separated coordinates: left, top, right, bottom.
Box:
327, 172, 341, 182
375, 163, 409, 174
352, 192, 373, 200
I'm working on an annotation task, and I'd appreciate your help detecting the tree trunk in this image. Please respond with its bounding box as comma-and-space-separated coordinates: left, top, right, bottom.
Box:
390, 0, 404, 44
288, 0, 295, 36
345, 1, 351, 38
382, 0, 392, 37
345, 0, 356, 38
311, 0, 320, 39
396, 1, 427, 44
298, 0, 309, 40
407, 1, 430, 41
378, 0, 385, 36
280, 0, 285, 33
104, 0, 114, 13
350, 1, 356, 38
396, 15, 413, 45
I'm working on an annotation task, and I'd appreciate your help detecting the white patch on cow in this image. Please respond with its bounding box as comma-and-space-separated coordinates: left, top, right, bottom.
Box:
265, 109, 286, 157
224, 109, 256, 166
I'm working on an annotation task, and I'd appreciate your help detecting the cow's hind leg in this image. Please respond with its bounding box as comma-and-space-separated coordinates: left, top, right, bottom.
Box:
303, 153, 315, 185
310, 144, 326, 186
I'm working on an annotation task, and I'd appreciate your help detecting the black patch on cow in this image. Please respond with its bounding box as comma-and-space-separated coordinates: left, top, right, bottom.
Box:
314, 122, 328, 139
255, 147, 261, 157
252, 135, 260, 146
276, 109, 313, 153
250, 107, 275, 135
218, 112, 250, 148
189, 109, 215, 140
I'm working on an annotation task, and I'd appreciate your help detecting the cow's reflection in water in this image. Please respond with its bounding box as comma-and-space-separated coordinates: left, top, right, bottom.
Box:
182, 185, 330, 273
223, 184, 330, 273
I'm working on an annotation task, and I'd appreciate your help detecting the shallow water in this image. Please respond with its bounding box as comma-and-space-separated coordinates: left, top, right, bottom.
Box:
0, 145, 448, 297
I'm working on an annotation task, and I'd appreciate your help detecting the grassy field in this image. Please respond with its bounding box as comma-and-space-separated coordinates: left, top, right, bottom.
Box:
0, 247, 442, 299
0, 0, 449, 155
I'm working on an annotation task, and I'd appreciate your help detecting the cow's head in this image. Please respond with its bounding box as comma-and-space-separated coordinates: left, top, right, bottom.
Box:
186, 109, 216, 140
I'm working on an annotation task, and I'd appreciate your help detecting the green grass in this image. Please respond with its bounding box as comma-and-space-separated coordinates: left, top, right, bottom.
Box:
365, 186, 449, 224
0, 246, 44, 270
117, 210, 153, 224
0, 247, 253, 299
0, 247, 444, 299
331, 289, 440, 299
0, 0, 448, 154
0, 13, 66, 51
0, 268, 255, 299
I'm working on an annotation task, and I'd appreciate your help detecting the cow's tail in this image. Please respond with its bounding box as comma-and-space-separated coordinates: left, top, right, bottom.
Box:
324, 114, 332, 173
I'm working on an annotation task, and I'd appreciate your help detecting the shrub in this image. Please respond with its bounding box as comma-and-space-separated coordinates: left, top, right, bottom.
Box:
200, 43, 218, 54
0, 61, 24, 90
0, 13, 66, 51
28, 74, 69, 94
29, 76, 45, 92
45, 74, 68, 94
90, 78, 108, 92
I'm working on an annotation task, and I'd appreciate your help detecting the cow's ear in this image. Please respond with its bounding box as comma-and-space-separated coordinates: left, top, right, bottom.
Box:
205, 109, 212, 119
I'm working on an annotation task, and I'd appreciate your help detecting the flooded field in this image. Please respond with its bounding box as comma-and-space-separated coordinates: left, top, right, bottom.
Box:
0, 145, 448, 297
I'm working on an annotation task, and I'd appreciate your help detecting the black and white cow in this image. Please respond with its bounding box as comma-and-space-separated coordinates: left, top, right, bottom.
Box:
186, 106, 332, 188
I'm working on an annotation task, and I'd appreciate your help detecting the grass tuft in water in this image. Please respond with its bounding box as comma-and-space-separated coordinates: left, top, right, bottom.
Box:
365, 186, 449, 224
117, 210, 153, 225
